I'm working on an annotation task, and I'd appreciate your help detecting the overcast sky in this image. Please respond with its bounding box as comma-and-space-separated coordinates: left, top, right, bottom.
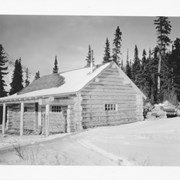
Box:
0, 15, 180, 76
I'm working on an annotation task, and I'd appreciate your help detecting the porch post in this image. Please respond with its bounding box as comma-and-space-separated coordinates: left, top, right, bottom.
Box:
2, 103, 6, 135
38, 104, 42, 127
20, 102, 24, 136
66, 105, 71, 133
45, 104, 50, 136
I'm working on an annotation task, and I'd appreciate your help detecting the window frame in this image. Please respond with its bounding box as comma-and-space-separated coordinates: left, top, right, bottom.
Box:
105, 103, 117, 111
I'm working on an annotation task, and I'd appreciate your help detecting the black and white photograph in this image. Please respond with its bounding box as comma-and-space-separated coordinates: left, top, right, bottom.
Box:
0, 0, 180, 179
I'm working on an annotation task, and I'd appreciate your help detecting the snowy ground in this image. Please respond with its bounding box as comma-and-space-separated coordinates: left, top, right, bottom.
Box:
0, 117, 180, 165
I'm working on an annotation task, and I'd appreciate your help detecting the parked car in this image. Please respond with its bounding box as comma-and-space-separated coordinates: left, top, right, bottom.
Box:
162, 101, 177, 118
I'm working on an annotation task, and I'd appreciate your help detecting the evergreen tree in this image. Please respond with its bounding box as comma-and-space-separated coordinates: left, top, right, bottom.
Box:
9, 58, 24, 95
138, 49, 156, 102
142, 49, 147, 66
167, 38, 180, 102
132, 45, 141, 85
125, 49, 132, 78
148, 49, 152, 59
103, 38, 111, 64
53, 56, 58, 73
25, 68, 30, 87
154, 16, 172, 95
35, 71, 40, 80
112, 26, 122, 65
125, 59, 132, 79
154, 16, 172, 53
148, 54, 159, 104
0, 44, 8, 97
85, 45, 94, 67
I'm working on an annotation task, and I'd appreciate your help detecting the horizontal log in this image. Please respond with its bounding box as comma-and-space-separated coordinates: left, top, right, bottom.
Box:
81, 89, 136, 94
82, 112, 135, 117
97, 74, 124, 79
86, 84, 133, 91
80, 91, 137, 96
101, 68, 119, 74
51, 99, 75, 105
81, 95, 136, 101
89, 81, 129, 87
82, 109, 136, 115
81, 99, 137, 104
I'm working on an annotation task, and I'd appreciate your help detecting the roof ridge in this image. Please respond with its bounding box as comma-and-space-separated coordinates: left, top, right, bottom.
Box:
59, 63, 105, 74
59, 66, 89, 74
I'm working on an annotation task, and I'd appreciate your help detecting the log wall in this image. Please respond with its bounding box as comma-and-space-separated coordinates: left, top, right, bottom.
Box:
7, 104, 37, 132
49, 112, 66, 133
136, 94, 144, 121
81, 64, 143, 129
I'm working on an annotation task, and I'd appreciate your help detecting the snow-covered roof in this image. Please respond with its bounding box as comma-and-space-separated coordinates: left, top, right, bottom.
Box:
0, 61, 146, 103
0, 63, 111, 102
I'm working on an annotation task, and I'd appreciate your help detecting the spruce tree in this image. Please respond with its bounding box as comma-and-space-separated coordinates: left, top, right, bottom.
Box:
103, 38, 111, 64
125, 59, 132, 79
168, 38, 180, 101
125, 49, 132, 78
138, 49, 152, 99
35, 71, 40, 80
154, 16, 172, 96
25, 68, 30, 87
142, 49, 147, 66
9, 58, 24, 95
154, 16, 172, 53
132, 45, 141, 84
0, 44, 8, 97
53, 56, 58, 73
85, 45, 94, 67
112, 26, 122, 65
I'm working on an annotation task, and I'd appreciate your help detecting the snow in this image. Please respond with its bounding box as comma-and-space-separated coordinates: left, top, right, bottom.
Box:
1, 118, 180, 165
0, 63, 111, 101
78, 117, 180, 166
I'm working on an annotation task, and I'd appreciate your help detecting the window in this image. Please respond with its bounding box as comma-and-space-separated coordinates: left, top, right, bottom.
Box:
24, 107, 28, 112
51, 106, 62, 112
105, 104, 117, 111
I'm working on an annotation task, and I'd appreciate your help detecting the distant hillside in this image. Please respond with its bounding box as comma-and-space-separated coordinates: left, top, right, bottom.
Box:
3, 60, 35, 93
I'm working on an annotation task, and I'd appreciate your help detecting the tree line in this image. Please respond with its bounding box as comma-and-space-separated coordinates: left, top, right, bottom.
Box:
124, 17, 180, 105
1, 16, 180, 105
85, 16, 179, 105
0, 47, 59, 96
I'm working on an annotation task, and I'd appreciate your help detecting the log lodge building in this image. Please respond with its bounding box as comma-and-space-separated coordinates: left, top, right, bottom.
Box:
0, 62, 146, 136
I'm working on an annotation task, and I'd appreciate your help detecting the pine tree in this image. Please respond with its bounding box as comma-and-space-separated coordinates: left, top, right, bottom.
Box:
35, 71, 40, 80
154, 16, 172, 96
112, 26, 122, 65
0, 44, 8, 97
85, 45, 94, 67
9, 58, 24, 95
53, 56, 58, 73
25, 68, 30, 87
103, 38, 111, 64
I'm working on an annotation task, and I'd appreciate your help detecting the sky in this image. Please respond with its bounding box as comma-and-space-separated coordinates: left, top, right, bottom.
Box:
1, 15, 180, 76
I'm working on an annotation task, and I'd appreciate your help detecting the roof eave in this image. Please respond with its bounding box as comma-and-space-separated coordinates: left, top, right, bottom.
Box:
0, 91, 77, 104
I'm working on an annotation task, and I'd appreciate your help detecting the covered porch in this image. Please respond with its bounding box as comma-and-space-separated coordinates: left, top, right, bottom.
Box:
0, 95, 71, 137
